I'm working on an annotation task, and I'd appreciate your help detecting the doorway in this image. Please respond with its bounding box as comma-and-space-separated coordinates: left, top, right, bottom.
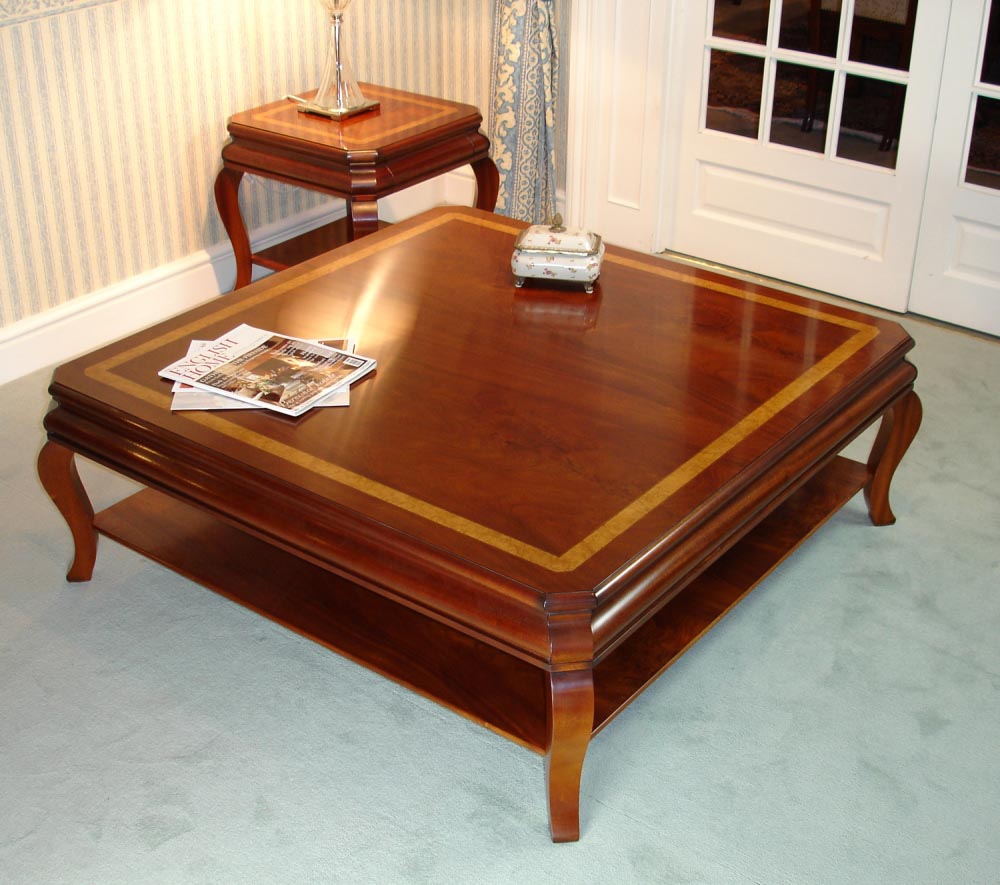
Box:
663, 0, 949, 312
566, 0, 1000, 334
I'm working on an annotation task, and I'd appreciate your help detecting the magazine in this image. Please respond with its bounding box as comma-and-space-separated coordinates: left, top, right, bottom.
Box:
159, 324, 376, 417
170, 338, 354, 411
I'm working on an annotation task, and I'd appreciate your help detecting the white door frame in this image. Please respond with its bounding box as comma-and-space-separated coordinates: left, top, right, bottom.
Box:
564, 0, 673, 252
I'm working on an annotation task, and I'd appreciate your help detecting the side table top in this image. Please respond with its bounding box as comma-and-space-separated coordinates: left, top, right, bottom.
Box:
227, 83, 486, 157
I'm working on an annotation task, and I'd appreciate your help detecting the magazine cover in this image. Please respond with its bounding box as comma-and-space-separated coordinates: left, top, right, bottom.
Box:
170, 338, 354, 411
159, 324, 376, 417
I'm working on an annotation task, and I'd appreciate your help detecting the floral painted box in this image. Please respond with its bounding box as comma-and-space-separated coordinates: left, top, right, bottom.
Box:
511, 216, 605, 294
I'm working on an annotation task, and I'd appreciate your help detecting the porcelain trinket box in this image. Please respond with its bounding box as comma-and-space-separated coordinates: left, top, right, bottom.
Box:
511, 215, 604, 294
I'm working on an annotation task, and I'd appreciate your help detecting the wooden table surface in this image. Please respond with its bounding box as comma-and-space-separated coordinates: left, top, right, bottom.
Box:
215, 85, 499, 288
39, 207, 921, 841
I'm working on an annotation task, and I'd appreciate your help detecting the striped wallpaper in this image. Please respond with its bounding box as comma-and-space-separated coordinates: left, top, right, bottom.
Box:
0, 1, 121, 27
0, 0, 548, 330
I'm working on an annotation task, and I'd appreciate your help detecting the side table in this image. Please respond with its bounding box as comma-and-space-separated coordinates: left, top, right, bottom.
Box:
214, 83, 500, 289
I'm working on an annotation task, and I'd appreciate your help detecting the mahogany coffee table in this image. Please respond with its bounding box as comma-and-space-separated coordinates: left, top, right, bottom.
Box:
38, 208, 921, 842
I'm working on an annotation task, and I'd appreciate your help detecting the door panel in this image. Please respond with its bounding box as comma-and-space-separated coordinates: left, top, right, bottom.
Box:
909, 0, 1000, 336
695, 163, 889, 254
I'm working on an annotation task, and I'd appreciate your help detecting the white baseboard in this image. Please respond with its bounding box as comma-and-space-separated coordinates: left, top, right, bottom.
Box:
0, 201, 353, 387
0, 173, 477, 387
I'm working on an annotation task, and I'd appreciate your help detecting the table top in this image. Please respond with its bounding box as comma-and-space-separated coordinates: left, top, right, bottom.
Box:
48, 208, 914, 654
227, 83, 485, 159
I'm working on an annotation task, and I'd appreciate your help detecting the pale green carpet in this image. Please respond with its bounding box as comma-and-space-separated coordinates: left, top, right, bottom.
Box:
2, 311, 998, 884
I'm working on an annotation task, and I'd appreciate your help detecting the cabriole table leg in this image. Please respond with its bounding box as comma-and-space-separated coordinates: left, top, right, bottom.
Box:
348, 197, 381, 240
864, 389, 923, 526
37, 441, 97, 582
472, 156, 500, 213
545, 667, 594, 843
214, 166, 253, 290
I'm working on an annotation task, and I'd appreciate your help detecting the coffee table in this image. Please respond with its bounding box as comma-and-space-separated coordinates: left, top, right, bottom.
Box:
38, 207, 921, 842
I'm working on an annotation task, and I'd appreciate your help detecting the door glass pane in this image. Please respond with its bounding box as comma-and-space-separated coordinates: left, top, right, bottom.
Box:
836, 74, 905, 168
778, 0, 840, 58
713, 0, 770, 44
771, 62, 834, 152
848, 0, 917, 72
706, 49, 765, 139
982, 0, 1000, 85
966, 96, 1000, 189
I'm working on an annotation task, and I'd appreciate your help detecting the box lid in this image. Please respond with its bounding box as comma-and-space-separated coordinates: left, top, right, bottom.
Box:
513, 215, 602, 256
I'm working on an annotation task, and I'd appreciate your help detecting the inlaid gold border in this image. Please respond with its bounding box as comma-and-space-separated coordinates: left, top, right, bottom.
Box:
87, 211, 880, 573
247, 86, 460, 147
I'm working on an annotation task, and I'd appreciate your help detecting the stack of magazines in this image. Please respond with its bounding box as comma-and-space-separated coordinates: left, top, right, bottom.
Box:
158, 324, 377, 417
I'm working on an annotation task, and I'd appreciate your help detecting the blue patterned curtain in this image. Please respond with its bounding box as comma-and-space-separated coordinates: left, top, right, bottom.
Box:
489, 0, 559, 224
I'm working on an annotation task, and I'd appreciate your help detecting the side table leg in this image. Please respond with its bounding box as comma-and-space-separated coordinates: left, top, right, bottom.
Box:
472, 156, 500, 213
545, 667, 594, 842
214, 166, 253, 290
37, 441, 97, 582
347, 198, 380, 239
864, 389, 923, 526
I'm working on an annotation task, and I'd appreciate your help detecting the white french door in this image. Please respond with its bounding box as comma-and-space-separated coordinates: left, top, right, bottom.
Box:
663, 0, 951, 312
566, 0, 1000, 334
909, 0, 1000, 337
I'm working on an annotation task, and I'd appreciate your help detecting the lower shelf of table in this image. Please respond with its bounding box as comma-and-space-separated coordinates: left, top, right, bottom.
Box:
92, 455, 869, 755
252, 217, 392, 272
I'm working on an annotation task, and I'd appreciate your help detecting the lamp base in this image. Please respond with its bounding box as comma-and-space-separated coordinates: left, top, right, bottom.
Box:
297, 98, 380, 120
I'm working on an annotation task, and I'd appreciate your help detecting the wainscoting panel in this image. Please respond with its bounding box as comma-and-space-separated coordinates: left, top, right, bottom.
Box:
605, 0, 651, 211
566, 0, 668, 253
695, 162, 890, 258
953, 219, 1000, 283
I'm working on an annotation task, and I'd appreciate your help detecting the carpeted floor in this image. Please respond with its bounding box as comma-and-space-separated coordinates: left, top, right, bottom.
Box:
1, 303, 998, 884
